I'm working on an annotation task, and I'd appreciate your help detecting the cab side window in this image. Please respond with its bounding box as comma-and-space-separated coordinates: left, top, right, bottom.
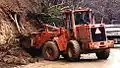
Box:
67, 14, 72, 30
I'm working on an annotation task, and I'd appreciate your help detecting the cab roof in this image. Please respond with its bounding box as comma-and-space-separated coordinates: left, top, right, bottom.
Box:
61, 7, 91, 14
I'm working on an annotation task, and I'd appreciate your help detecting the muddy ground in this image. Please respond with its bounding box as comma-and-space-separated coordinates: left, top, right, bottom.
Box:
16, 48, 120, 68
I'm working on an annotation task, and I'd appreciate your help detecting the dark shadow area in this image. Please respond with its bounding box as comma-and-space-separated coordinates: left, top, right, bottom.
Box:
23, 47, 43, 58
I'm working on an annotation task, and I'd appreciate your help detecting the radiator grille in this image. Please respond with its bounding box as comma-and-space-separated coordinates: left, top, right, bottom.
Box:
91, 27, 106, 42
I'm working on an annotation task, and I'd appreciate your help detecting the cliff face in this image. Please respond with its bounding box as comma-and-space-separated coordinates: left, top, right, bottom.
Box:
0, 8, 17, 44
0, 0, 42, 13
0, 0, 43, 44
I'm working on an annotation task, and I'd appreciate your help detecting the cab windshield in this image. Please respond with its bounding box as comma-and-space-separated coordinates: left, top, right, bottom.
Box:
74, 11, 90, 25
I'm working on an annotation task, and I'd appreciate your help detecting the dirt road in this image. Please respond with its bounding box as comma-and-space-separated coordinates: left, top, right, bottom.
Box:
16, 48, 120, 68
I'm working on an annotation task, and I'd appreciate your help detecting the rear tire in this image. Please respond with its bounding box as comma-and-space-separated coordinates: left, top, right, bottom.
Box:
67, 40, 80, 61
96, 49, 110, 59
42, 41, 60, 61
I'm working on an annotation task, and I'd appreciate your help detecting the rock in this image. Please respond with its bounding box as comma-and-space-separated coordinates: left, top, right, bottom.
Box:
7, 47, 32, 57
2, 55, 29, 65
3, 55, 17, 64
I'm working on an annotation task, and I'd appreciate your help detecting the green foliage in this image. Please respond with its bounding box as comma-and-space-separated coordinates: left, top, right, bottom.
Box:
47, 4, 65, 18
40, 4, 66, 27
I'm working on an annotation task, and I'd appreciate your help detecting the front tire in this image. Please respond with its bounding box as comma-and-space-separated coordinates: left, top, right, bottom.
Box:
67, 40, 80, 61
42, 41, 60, 61
96, 49, 110, 59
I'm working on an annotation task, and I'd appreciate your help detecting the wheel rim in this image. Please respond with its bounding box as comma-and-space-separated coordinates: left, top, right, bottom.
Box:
46, 47, 54, 57
68, 48, 73, 58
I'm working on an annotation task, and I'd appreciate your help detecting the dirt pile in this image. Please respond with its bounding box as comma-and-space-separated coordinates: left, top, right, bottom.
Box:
0, 41, 43, 68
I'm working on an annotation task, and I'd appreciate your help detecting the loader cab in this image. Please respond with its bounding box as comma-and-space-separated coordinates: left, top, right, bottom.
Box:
62, 8, 93, 39
62, 8, 92, 25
